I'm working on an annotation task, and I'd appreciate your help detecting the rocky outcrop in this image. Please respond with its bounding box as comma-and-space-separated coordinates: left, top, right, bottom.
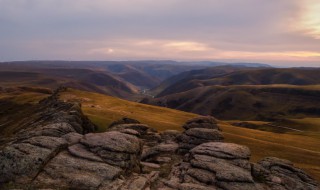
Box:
178, 116, 224, 153
253, 157, 319, 190
0, 98, 318, 190
182, 116, 220, 130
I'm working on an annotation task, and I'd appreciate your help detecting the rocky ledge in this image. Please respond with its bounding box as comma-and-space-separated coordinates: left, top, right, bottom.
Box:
0, 96, 318, 189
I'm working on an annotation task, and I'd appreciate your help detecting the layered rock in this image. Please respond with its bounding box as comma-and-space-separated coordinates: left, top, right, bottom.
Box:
108, 118, 161, 146
157, 118, 318, 190
0, 89, 96, 185
178, 116, 224, 153
0, 98, 318, 190
182, 116, 220, 130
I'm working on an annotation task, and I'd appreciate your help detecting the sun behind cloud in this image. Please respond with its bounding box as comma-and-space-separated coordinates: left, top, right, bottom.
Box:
300, 0, 320, 39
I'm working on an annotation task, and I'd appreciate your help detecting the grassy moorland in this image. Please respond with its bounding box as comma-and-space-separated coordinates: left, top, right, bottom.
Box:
59, 88, 198, 132
59, 88, 320, 180
0, 88, 51, 139
145, 84, 320, 121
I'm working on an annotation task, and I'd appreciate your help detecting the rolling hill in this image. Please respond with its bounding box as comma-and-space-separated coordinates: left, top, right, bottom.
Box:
143, 67, 320, 122
154, 67, 320, 97
143, 84, 320, 121
0, 61, 270, 90
0, 68, 138, 99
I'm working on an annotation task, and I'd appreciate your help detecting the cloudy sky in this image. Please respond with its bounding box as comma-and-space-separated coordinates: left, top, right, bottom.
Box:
1, 0, 320, 66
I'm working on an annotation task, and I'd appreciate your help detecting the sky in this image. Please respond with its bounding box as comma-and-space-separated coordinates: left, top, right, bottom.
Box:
0, 0, 320, 67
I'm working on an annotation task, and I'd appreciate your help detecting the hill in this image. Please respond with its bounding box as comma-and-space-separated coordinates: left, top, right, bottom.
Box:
154, 67, 320, 97
0, 68, 139, 99
0, 61, 271, 91
152, 65, 257, 96
144, 84, 320, 121
0, 61, 207, 90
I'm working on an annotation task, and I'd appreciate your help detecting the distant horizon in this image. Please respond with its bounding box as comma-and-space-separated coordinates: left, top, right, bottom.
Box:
1, 59, 320, 68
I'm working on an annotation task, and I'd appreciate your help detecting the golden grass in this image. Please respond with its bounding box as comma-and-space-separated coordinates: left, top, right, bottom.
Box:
59, 89, 320, 181
0, 92, 48, 104
60, 89, 198, 132
287, 118, 320, 132
221, 123, 320, 181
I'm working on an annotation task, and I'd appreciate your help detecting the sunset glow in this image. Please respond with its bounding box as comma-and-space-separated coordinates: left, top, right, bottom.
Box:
0, 0, 320, 66
300, 0, 320, 39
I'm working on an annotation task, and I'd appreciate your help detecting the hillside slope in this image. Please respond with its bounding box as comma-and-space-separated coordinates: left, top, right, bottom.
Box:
143, 85, 320, 121
155, 68, 320, 97
0, 68, 138, 99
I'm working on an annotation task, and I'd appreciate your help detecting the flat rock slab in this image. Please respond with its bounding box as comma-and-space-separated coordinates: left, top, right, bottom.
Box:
185, 128, 224, 140
62, 132, 83, 145
217, 182, 265, 190
141, 161, 161, 169
0, 143, 54, 183
68, 143, 104, 162
186, 168, 216, 184
109, 124, 150, 135
257, 157, 319, 189
191, 155, 253, 183
190, 142, 251, 159
179, 183, 217, 190
80, 131, 141, 154
182, 116, 220, 130
38, 122, 78, 137
22, 136, 67, 150
34, 151, 122, 189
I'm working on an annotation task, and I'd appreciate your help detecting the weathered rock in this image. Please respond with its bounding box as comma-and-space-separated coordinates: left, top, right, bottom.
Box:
81, 131, 141, 153
80, 131, 142, 169
185, 128, 223, 140
120, 128, 141, 136
17, 122, 77, 139
109, 123, 150, 135
178, 129, 223, 152
179, 183, 216, 190
141, 162, 161, 173
190, 142, 251, 159
143, 131, 162, 146
0, 142, 61, 183
21, 136, 68, 150
68, 143, 104, 162
190, 155, 253, 182
257, 157, 319, 190
155, 156, 172, 163
141, 162, 161, 169
217, 182, 265, 190
109, 117, 141, 128
142, 143, 179, 161
99, 172, 159, 190
182, 116, 220, 130
186, 168, 216, 184
34, 151, 122, 189
161, 130, 181, 143
62, 132, 83, 145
